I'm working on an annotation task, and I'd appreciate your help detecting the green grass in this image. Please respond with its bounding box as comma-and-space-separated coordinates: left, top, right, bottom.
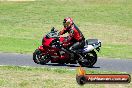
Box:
0, 0, 132, 58
0, 66, 131, 88
100, 45, 132, 59
0, 37, 39, 53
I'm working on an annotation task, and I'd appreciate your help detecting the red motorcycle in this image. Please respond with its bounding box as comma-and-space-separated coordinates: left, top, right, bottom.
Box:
33, 27, 101, 67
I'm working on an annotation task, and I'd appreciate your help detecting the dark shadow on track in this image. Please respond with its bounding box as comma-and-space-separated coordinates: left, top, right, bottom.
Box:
45, 63, 79, 67
87, 66, 100, 68
41, 63, 100, 68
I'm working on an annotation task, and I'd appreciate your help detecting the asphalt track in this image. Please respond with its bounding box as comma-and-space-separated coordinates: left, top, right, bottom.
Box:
0, 52, 132, 73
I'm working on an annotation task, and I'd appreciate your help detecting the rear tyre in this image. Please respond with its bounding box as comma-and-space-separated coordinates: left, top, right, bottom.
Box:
79, 50, 97, 67
33, 49, 50, 65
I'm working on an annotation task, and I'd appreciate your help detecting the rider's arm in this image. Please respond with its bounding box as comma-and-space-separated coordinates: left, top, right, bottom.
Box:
59, 27, 67, 35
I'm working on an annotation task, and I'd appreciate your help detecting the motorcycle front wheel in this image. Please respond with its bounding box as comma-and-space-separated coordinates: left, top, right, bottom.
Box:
33, 49, 50, 65
79, 50, 97, 67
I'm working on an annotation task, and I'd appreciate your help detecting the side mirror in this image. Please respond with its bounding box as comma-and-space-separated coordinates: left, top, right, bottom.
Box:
51, 27, 55, 32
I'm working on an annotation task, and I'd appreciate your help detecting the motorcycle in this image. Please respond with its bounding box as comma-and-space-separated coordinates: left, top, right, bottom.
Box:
33, 27, 101, 67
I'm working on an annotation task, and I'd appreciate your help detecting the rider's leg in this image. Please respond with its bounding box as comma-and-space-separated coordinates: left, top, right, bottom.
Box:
69, 41, 85, 60
69, 42, 80, 60
69, 41, 85, 53
60, 41, 85, 60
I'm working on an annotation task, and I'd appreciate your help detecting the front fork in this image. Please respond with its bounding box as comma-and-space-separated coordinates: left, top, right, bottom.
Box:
38, 45, 47, 56
38, 45, 51, 62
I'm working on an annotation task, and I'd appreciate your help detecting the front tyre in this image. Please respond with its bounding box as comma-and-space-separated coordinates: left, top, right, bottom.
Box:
33, 49, 50, 65
79, 50, 97, 67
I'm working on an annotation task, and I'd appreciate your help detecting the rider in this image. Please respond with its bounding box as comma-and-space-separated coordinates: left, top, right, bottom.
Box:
59, 17, 85, 59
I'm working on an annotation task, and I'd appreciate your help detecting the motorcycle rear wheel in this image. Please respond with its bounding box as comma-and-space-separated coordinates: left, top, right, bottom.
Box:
33, 49, 50, 65
79, 50, 97, 67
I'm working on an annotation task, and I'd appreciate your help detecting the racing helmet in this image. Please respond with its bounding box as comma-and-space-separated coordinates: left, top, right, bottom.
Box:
63, 17, 74, 28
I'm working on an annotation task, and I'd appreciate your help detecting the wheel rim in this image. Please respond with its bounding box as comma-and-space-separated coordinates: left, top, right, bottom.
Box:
36, 52, 50, 64
86, 53, 96, 65
81, 52, 97, 67
35, 52, 42, 63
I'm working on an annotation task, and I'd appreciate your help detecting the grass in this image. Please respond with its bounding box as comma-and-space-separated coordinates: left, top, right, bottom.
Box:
0, 66, 131, 88
0, 1, 131, 87
0, 0, 132, 58
0, 37, 39, 53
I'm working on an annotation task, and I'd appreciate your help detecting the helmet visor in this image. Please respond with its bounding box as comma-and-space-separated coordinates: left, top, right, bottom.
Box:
63, 22, 70, 27
63, 19, 66, 27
